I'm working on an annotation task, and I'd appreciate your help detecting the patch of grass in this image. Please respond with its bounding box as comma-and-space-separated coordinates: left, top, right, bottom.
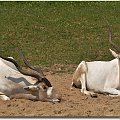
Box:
0, 2, 120, 66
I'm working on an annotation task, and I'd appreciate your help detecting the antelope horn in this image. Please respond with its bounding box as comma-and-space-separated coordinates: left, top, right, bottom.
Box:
0, 56, 52, 87
108, 25, 120, 53
16, 47, 45, 77
105, 18, 120, 53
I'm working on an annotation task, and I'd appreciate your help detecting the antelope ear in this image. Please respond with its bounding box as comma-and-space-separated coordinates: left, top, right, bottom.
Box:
7, 57, 14, 60
24, 85, 39, 91
109, 49, 118, 58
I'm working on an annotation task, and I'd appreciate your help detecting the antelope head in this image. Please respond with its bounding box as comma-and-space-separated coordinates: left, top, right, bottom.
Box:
1, 51, 62, 103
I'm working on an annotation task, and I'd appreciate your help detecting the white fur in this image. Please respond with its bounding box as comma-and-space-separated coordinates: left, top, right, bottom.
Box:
47, 87, 53, 97
0, 57, 60, 102
0, 57, 38, 100
72, 49, 120, 96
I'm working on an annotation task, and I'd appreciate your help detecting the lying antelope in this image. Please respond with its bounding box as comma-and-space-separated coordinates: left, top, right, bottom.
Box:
0, 49, 61, 103
71, 25, 120, 97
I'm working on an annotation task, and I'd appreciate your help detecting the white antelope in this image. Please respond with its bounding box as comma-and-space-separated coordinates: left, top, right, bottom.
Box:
71, 26, 120, 97
0, 49, 61, 103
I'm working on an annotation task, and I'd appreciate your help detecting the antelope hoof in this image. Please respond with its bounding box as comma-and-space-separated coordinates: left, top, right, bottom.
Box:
90, 93, 97, 98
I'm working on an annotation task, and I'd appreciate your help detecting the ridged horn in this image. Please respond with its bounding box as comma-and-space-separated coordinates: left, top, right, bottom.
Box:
105, 18, 120, 53
16, 47, 45, 77
0, 56, 52, 87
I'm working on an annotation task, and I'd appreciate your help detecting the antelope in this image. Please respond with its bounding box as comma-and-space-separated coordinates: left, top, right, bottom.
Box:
0, 49, 61, 103
71, 25, 120, 97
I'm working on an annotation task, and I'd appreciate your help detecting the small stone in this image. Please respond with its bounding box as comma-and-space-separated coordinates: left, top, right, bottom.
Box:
7, 104, 11, 107
109, 109, 113, 112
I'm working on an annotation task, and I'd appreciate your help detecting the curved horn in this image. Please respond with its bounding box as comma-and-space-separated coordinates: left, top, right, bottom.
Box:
105, 18, 120, 53
0, 56, 52, 87
108, 25, 120, 53
16, 48, 45, 77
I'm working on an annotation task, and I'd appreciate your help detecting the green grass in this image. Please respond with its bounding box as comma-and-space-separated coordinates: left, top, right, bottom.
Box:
0, 2, 120, 66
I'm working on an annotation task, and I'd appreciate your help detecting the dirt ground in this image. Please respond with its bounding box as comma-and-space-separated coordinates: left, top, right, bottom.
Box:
0, 65, 120, 117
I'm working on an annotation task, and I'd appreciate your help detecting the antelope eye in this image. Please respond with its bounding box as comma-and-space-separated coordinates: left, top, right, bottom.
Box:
42, 85, 47, 90
37, 86, 40, 89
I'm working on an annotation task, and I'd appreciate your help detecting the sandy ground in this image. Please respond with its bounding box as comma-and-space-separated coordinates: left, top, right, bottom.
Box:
0, 65, 120, 117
